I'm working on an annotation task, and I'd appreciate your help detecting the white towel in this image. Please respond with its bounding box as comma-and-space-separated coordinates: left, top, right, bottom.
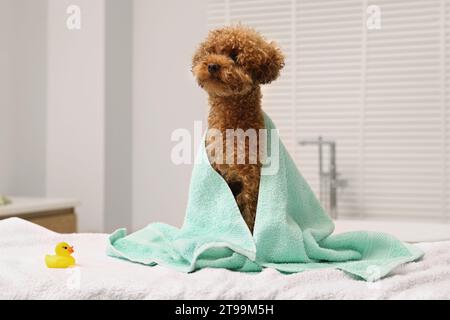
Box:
0, 217, 449, 299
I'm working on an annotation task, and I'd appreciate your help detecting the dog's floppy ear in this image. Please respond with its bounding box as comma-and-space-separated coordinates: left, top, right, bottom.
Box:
254, 41, 285, 84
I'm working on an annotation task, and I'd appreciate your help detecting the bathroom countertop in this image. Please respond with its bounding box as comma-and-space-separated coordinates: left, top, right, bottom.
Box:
0, 197, 80, 218
334, 218, 450, 242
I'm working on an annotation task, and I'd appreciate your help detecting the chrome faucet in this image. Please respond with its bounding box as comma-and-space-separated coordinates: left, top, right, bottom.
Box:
298, 137, 342, 219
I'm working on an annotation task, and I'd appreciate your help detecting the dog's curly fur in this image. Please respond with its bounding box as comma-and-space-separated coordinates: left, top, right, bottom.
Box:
192, 25, 284, 233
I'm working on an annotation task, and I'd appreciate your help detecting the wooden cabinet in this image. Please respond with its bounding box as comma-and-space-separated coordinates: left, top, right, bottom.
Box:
0, 197, 79, 233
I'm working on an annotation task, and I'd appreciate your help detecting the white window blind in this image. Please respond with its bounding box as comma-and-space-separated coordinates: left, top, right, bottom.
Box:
207, 0, 450, 220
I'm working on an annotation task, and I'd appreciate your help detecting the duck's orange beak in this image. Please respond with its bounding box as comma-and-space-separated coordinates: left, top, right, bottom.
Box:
68, 246, 74, 254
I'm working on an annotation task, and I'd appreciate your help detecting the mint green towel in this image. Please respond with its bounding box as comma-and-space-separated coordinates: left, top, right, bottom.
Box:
107, 113, 423, 281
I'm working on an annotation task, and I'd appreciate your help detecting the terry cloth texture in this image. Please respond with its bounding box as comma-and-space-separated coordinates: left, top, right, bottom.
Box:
107, 113, 423, 281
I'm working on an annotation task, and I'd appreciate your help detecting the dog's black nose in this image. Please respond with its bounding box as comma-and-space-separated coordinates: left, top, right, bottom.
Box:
208, 63, 220, 74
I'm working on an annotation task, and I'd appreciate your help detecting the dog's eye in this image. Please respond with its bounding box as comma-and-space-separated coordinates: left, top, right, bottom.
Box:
229, 51, 238, 63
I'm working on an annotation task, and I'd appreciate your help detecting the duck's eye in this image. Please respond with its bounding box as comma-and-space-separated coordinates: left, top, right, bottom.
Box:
63, 246, 67, 249
229, 51, 238, 63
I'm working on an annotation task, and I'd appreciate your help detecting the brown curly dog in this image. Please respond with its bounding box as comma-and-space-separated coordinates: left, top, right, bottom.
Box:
192, 25, 285, 233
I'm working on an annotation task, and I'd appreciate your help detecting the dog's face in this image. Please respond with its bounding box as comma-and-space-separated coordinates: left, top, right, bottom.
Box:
192, 26, 285, 97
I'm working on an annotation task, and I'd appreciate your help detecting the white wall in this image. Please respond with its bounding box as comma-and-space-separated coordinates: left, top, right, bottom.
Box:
105, 0, 133, 232
47, 0, 134, 233
3, 0, 209, 232
0, 0, 47, 196
47, 0, 106, 232
0, 0, 15, 193
132, 0, 208, 230
12, 0, 48, 196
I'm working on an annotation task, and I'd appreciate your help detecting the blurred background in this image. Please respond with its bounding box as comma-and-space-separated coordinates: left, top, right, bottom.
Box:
0, 0, 449, 239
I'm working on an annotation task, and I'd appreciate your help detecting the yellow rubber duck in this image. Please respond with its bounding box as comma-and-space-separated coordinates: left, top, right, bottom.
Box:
45, 242, 76, 268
